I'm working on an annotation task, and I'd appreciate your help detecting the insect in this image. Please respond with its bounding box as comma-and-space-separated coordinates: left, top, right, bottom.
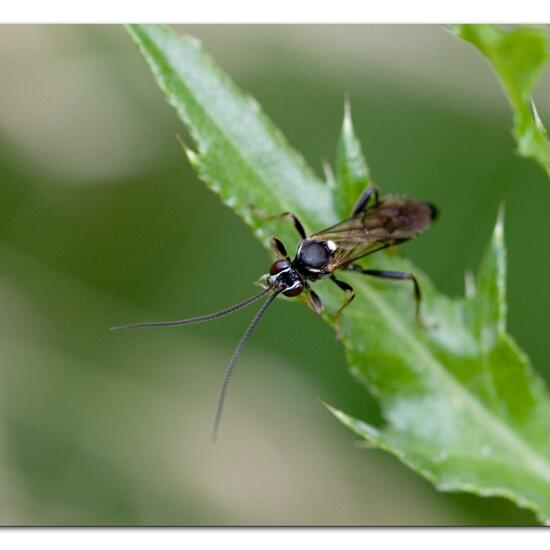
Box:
112, 186, 436, 441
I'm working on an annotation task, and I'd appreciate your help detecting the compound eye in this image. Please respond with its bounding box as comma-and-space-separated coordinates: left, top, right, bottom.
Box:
283, 281, 304, 297
270, 258, 291, 275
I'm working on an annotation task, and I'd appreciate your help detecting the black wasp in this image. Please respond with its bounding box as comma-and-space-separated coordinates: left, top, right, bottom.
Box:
112, 186, 436, 440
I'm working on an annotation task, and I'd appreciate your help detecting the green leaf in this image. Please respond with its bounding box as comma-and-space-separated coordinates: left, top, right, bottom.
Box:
453, 24, 550, 178
329, 212, 550, 524
128, 24, 550, 524
126, 24, 336, 252
333, 99, 371, 218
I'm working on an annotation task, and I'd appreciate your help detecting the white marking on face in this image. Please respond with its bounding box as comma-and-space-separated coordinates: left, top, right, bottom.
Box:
287, 280, 303, 291
326, 240, 337, 251
268, 267, 291, 286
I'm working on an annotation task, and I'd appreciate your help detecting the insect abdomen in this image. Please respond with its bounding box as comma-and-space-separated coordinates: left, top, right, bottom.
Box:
364, 197, 436, 240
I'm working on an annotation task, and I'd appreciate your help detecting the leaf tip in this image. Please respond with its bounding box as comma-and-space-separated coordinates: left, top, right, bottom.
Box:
320, 399, 349, 425
342, 94, 354, 136
530, 97, 547, 134
322, 159, 335, 187
176, 134, 200, 167
319, 397, 336, 413
444, 24, 460, 37
464, 269, 476, 299
334, 95, 371, 216
475, 205, 508, 333
320, 399, 380, 439
487, 203, 506, 277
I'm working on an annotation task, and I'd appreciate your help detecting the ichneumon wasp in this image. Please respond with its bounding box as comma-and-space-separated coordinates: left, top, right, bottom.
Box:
112, 186, 437, 440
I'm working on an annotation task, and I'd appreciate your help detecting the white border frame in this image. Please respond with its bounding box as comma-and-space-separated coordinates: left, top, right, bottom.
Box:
1, 0, 550, 23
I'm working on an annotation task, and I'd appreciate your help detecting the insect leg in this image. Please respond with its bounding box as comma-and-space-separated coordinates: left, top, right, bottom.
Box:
248, 205, 307, 240
270, 236, 289, 259
351, 186, 379, 216
307, 287, 324, 314
348, 264, 425, 327
330, 274, 356, 323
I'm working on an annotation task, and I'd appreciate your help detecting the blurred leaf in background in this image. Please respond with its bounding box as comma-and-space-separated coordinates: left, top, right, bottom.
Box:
1, 25, 549, 525
454, 25, 550, 180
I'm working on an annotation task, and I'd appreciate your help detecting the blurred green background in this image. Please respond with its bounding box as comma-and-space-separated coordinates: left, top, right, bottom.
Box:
0, 24, 548, 525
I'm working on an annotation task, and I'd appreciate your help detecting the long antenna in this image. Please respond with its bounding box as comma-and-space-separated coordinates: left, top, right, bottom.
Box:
212, 287, 283, 442
110, 287, 272, 330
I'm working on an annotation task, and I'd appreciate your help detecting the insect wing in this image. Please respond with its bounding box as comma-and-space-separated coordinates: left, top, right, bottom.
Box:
310, 216, 386, 269
311, 196, 435, 269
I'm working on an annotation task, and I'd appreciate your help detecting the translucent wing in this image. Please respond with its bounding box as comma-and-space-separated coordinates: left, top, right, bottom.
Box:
311, 196, 436, 270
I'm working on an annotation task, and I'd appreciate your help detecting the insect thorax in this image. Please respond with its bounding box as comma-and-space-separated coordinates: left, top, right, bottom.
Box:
294, 239, 334, 279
